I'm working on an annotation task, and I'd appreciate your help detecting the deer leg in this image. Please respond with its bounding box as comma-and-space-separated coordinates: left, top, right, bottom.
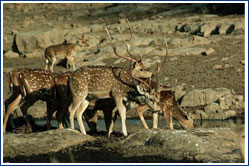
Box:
163, 106, 174, 130
45, 58, 49, 71
136, 105, 150, 129
114, 97, 127, 136
152, 112, 159, 129
19, 95, 38, 129
46, 101, 57, 130
3, 94, 22, 133
68, 96, 85, 130
75, 100, 89, 134
67, 56, 75, 71
49, 57, 56, 72
107, 107, 118, 137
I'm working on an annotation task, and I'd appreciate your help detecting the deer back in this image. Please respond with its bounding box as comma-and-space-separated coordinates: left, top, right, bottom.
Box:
45, 44, 76, 58
70, 66, 142, 99
18, 69, 56, 97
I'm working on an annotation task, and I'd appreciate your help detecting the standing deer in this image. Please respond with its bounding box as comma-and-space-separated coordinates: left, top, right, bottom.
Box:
68, 20, 162, 136
104, 40, 193, 134
3, 68, 57, 133
4, 68, 98, 133
44, 35, 89, 72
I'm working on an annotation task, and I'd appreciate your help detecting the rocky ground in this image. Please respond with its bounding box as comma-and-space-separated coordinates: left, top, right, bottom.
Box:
2, 3, 245, 163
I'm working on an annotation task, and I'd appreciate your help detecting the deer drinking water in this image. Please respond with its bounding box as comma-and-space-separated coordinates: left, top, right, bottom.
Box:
44, 35, 89, 72
103, 39, 193, 134
67, 20, 162, 136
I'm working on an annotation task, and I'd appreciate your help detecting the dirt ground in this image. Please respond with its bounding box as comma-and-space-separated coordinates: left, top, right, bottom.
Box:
2, 3, 245, 163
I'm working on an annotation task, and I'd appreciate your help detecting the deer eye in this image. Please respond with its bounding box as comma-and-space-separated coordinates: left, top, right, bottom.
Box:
140, 68, 144, 71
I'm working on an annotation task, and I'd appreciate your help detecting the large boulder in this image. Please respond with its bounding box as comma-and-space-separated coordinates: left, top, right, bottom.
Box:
119, 128, 243, 163
181, 88, 244, 119
15, 29, 66, 56
3, 129, 95, 158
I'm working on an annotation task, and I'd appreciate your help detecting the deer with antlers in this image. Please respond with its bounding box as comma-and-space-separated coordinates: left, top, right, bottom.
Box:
134, 39, 194, 130
44, 35, 89, 72
102, 40, 193, 135
67, 20, 162, 136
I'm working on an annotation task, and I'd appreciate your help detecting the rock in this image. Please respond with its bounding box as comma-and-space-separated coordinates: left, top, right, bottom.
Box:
118, 18, 127, 24
221, 57, 229, 61
224, 64, 233, 69
204, 103, 220, 114
4, 51, 19, 58
192, 35, 211, 45
89, 24, 104, 33
182, 23, 202, 35
15, 29, 66, 55
181, 88, 232, 107
25, 51, 43, 58
206, 48, 215, 55
213, 65, 223, 70
169, 57, 178, 61
167, 36, 211, 47
11, 29, 18, 35
200, 23, 219, 37
3, 35, 14, 53
3, 129, 95, 158
234, 22, 244, 31
240, 60, 245, 65
172, 85, 186, 101
219, 23, 235, 35
119, 128, 242, 162
218, 94, 236, 110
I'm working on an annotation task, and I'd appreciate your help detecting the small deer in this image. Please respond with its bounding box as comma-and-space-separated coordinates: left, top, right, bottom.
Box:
44, 35, 89, 72
68, 20, 161, 136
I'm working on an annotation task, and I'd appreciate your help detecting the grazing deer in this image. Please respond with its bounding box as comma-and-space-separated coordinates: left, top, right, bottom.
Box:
136, 39, 193, 130
68, 20, 162, 136
44, 35, 89, 72
103, 39, 193, 134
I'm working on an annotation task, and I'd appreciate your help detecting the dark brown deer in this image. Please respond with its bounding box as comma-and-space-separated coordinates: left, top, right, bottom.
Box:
67, 20, 162, 136
44, 35, 89, 72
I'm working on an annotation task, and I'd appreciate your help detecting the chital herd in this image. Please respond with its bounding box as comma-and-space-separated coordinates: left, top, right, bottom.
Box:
4, 19, 194, 136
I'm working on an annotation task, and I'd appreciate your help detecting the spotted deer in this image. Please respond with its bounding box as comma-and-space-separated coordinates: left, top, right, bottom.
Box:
102, 39, 193, 135
68, 20, 162, 136
3, 68, 58, 133
44, 35, 89, 72
136, 39, 194, 130
3, 68, 97, 133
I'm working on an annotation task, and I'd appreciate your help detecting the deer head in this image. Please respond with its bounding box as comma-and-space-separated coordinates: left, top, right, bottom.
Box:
105, 19, 152, 80
78, 35, 89, 47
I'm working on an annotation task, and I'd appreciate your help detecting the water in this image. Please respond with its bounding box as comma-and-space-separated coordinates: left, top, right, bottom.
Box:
35, 118, 243, 133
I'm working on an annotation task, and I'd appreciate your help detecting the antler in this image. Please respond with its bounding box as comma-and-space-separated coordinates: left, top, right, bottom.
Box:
105, 26, 136, 62
156, 38, 168, 90
117, 19, 138, 62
